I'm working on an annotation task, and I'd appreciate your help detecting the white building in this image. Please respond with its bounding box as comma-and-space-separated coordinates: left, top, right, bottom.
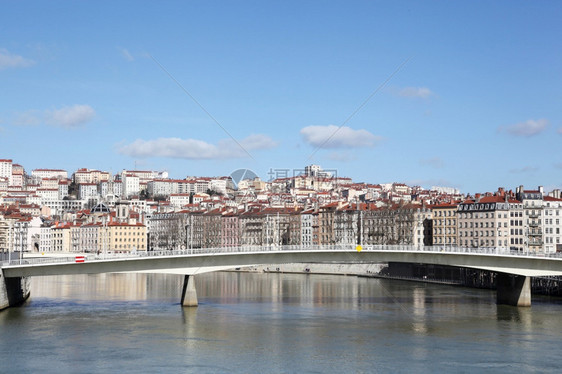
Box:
177, 180, 195, 194
210, 177, 230, 195
0, 159, 12, 186
517, 186, 545, 252
11, 164, 24, 187
0, 178, 8, 193
99, 180, 122, 199
58, 180, 69, 199
26, 194, 42, 206
543, 196, 562, 253
41, 199, 86, 217
40, 178, 60, 189
73, 168, 111, 184
36, 188, 59, 202
195, 179, 211, 193
79, 183, 99, 200
31, 169, 68, 180
300, 210, 315, 247
147, 179, 179, 197
170, 194, 191, 208
40, 224, 53, 252
122, 174, 140, 198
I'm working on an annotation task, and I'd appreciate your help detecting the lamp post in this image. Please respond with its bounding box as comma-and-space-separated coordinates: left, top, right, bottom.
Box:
185, 222, 189, 253
19, 222, 27, 265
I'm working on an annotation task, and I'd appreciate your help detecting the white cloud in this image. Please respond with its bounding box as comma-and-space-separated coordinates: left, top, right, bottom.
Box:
120, 48, 134, 61
44, 105, 95, 128
300, 125, 381, 149
0, 48, 35, 70
420, 157, 444, 169
117, 134, 277, 160
509, 166, 539, 174
499, 118, 549, 137
327, 151, 356, 162
238, 133, 278, 150
399, 87, 433, 99
13, 110, 42, 126
11, 105, 95, 128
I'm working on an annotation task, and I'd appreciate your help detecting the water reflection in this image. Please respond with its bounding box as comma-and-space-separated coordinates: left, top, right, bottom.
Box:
1, 272, 561, 373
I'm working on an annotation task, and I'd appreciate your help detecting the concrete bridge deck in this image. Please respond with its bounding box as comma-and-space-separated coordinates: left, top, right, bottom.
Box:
3, 245, 562, 308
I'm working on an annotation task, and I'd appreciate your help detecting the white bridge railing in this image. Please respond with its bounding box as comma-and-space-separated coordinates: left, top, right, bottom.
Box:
2, 244, 562, 267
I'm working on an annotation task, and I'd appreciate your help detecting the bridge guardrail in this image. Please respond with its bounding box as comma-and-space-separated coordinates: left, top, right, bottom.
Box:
2, 245, 562, 267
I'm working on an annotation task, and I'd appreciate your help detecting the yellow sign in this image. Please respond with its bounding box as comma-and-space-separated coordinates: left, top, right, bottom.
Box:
356, 245, 362, 252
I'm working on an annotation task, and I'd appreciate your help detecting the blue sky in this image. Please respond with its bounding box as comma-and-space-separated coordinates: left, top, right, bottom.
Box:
1, 1, 561, 194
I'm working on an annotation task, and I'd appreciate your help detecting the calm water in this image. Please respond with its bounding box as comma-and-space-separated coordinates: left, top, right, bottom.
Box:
1, 272, 561, 373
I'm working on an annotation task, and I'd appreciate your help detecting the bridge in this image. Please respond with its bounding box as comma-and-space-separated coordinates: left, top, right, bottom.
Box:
3, 245, 562, 309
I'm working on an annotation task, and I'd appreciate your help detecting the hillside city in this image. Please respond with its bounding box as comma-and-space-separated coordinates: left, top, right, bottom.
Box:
1, 158, 561, 255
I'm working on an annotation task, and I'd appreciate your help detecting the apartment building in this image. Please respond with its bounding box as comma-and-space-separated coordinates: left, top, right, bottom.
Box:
517, 186, 544, 252
457, 196, 514, 249
431, 202, 458, 246
543, 196, 562, 253
0, 159, 13, 186
73, 168, 110, 184
31, 169, 68, 180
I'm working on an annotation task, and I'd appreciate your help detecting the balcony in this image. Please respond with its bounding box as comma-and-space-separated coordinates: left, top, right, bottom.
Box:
529, 221, 540, 227
528, 211, 541, 218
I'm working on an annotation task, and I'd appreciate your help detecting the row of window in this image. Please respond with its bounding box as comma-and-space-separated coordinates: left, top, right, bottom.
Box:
433, 228, 456, 235
460, 221, 508, 228
434, 210, 455, 217
459, 212, 509, 219
459, 230, 507, 237
433, 219, 456, 226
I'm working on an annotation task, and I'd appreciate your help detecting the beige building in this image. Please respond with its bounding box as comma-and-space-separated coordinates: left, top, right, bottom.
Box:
79, 220, 147, 253
105, 221, 147, 252
52, 222, 72, 252
431, 203, 458, 246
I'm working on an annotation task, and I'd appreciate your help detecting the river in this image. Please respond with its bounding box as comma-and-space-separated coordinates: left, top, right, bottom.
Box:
1, 272, 561, 373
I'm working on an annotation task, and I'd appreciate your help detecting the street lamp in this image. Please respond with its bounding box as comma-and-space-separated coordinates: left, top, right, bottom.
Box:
18, 222, 27, 265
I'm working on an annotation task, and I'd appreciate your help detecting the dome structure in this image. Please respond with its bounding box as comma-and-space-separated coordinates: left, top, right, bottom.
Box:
91, 203, 111, 214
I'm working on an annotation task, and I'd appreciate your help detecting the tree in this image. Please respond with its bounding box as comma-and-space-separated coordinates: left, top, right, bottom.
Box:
68, 181, 78, 198
206, 189, 221, 196
139, 189, 149, 200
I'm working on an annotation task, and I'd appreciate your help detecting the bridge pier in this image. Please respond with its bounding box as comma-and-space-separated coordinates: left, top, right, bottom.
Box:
0, 272, 30, 311
496, 273, 531, 307
181, 275, 198, 307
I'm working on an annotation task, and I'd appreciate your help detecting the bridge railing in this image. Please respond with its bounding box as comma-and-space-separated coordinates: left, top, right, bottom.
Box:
2, 244, 562, 267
